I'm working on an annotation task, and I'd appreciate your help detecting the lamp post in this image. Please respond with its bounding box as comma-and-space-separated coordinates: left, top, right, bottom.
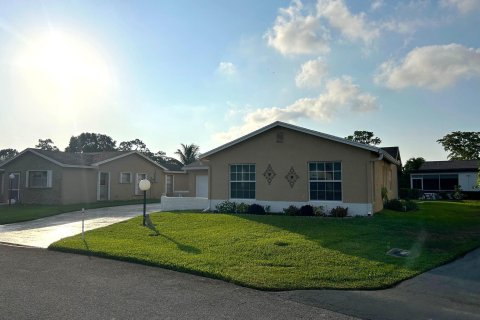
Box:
138, 178, 151, 226
8, 173, 15, 205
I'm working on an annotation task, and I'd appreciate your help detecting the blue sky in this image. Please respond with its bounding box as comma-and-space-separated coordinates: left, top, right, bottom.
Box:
1, 0, 479, 161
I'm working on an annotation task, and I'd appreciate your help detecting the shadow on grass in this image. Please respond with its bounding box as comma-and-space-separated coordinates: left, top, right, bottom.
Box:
145, 214, 200, 254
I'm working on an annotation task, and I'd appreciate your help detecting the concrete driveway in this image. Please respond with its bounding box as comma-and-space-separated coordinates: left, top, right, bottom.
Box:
0, 204, 162, 248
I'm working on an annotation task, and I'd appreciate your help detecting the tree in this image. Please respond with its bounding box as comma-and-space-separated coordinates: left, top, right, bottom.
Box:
174, 143, 200, 165
345, 131, 382, 146
35, 139, 59, 151
118, 139, 148, 153
437, 131, 480, 160
0, 148, 18, 162
403, 157, 425, 173
65, 133, 117, 153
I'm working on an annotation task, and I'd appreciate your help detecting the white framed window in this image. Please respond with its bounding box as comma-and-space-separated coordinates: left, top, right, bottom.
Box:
309, 162, 342, 201
135, 173, 147, 195
120, 172, 132, 184
230, 164, 255, 199
26, 170, 52, 188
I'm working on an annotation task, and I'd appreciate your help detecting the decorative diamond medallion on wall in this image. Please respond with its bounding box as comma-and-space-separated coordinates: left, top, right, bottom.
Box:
263, 164, 276, 185
285, 166, 299, 188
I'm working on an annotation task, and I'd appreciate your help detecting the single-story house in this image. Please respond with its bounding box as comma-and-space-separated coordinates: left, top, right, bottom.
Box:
0, 148, 187, 205
162, 121, 401, 215
410, 160, 479, 195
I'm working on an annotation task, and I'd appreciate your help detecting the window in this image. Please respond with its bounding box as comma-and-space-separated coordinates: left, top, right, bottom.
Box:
26, 170, 52, 188
120, 172, 132, 184
411, 174, 458, 191
309, 162, 342, 201
135, 173, 147, 195
230, 164, 255, 199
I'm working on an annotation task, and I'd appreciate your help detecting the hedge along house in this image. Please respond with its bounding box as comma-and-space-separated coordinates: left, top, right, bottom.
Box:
410, 160, 479, 197
163, 122, 401, 215
0, 148, 178, 205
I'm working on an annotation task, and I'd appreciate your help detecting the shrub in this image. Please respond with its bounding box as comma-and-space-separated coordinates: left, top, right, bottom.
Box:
329, 206, 348, 217
248, 204, 266, 215
381, 187, 389, 203
264, 205, 271, 213
215, 200, 236, 213
404, 200, 418, 211
236, 202, 249, 214
313, 206, 325, 216
399, 188, 422, 200
453, 185, 464, 200
384, 199, 403, 211
283, 205, 299, 216
299, 205, 315, 216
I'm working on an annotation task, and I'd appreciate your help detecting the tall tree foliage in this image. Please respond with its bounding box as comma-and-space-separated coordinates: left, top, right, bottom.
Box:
174, 143, 200, 165
437, 131, 480, 160
403, 157, 426, 173
0, 148, 18, 162
118, 139, 149, 153
65, 133, 117, 153
35, 139, 59, 151
345, 131, 382, 146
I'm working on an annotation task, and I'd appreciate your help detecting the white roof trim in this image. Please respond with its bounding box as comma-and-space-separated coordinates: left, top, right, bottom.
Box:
201, 121, 400, 166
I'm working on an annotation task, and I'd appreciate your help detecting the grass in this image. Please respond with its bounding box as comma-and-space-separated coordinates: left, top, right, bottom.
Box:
0, 199, 159, 225
50, 201, 480, 290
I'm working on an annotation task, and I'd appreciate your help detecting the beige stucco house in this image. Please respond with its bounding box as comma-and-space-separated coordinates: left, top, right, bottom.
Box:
162, 121, 401, 215
0, 149, 186, 205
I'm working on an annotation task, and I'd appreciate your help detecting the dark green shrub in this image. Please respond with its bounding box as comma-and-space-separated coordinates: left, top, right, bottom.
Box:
399, 188, 422, 200
248, 204, 266, 215
283, 205, 299, 216
299, 205, 314, 216
384, 199, 403, 211
329, 206, 348, 217
215, 200, 236, 213
236, 202, 249, 214
453, 185, 464, 200
313, 206, 325, 216
404, 200, 418, 211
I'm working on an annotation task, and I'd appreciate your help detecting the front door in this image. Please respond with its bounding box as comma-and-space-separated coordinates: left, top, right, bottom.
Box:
195, 175, 208, 198
9, 172, 20, 203
98, 172, 110, 201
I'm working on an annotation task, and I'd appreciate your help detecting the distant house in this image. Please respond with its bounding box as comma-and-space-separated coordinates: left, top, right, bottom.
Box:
410, 160, 479, 194
0, 149, 186, 205
163, 121, 402, 215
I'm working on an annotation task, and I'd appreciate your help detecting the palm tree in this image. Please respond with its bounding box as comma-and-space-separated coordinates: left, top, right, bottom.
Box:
174, 143, 200, 165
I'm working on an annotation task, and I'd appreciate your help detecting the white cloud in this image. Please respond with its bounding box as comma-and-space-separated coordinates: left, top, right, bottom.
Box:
295, 58, 328, 88
370, 0, 384, 11
264, 0, 330, 55
375, 44, 480, 90
217, 62, 237, 76
316, 0, 380, 45
214, 77, 378, 142
441, 0, 480, 14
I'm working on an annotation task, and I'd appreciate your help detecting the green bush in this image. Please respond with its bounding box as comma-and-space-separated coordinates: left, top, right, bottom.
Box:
404, 200, 418, 211
384, 199, 403, 211
399, 188, 422, 200
248, 204, 266, 215
283, 205, 300, 216
329, 206, 348, 217
453, 185, 464, 200
236, 202, 249, 214
299, 205, 315, 216
215, 200, 236, 213
313, 206, 325, 216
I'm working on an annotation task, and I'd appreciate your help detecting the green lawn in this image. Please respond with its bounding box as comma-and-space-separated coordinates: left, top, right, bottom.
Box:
0, 199, 159, 225
50, 201, 480, 290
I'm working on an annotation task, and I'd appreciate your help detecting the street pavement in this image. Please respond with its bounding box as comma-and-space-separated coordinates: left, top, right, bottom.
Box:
0, 204, 162, 248
0, 244, 354, 320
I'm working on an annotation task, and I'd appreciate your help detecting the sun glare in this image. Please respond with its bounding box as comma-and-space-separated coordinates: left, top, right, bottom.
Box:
14, 30, 114, 120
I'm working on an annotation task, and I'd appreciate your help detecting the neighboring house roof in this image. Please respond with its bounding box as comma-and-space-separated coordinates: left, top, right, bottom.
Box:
0, 148, 168, 170
414, 160, 479, 173
381, 147, 401, 163
161, 161, 184, 172
183, 160, 209, 170
200, 121, 401, 165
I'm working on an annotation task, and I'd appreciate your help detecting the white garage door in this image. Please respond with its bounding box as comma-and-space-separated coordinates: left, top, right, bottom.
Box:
195, 175, 208, 198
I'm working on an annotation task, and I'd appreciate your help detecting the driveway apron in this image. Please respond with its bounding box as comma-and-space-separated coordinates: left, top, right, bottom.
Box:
0, 204, 162, 248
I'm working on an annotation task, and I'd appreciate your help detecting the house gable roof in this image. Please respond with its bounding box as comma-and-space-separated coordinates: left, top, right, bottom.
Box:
0, 149, 168, 170
414, 160, 479, 173
200, 121, 400, 165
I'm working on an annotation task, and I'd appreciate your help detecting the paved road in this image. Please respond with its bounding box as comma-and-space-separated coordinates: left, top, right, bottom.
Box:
0, 244, 354, 320
0, 204, 162, 248
275, 248, 480, 320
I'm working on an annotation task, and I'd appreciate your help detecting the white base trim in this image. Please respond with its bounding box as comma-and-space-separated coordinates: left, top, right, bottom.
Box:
160, 196, 209, 211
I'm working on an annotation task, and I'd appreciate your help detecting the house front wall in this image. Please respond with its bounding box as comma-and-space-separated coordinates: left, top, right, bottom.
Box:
97, 154, 164, 201
373, 160, 398, 213
204, 127, 398, 215
61, 168, 98, 204
0, 152, 63, 204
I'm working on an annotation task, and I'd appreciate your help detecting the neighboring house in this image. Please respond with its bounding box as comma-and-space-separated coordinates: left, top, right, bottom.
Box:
410, 160, 479, 195
0, 149, 184, 205
163, 121, 401, 215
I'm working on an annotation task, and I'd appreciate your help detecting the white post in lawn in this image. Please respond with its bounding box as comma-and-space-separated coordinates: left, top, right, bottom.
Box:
82, 208, 85, 240
139, 179, 151, 226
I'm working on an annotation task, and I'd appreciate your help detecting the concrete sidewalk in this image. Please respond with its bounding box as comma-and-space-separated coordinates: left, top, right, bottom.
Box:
0, 204, 162, 248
